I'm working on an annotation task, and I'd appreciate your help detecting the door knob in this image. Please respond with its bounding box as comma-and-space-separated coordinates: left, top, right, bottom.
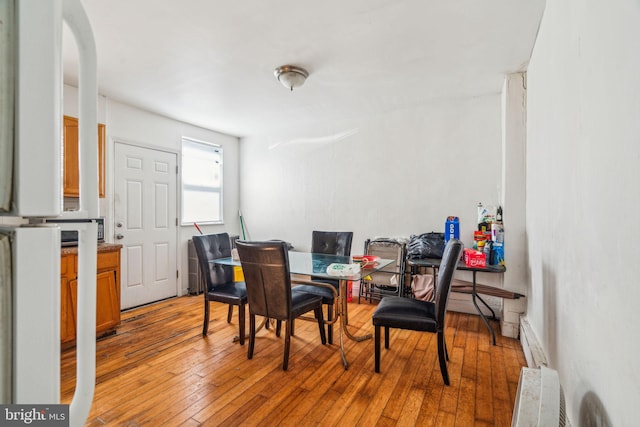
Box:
116, 233, 124, 240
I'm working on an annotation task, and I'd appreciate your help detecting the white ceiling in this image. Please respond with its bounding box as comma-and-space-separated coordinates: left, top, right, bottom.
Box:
63, 0, 545, 138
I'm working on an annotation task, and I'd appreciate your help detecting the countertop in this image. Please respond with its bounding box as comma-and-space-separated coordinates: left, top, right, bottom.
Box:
61, 243, 123, 255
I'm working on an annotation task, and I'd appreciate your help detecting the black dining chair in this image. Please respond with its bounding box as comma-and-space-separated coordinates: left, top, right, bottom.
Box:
372, 239, 463, 385
192, 233, 247, 344
293, 230, 353, 344
236, 240, 326, 371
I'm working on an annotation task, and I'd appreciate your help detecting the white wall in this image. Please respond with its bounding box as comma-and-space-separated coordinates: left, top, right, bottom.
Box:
63, 85, 241, 294
240, 95, 509, 293
526, 0, 640, 425
241, 96, 503, 252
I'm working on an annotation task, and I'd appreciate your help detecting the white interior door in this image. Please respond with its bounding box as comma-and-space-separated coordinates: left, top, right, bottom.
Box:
114, 142, 178, 309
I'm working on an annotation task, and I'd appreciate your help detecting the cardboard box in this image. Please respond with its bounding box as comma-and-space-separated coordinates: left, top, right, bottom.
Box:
464, 248, 486, 268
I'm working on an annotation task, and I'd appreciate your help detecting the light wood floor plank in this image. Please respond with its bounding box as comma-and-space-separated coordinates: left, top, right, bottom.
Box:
61, 295, 527, 426
475, 348, 494, 422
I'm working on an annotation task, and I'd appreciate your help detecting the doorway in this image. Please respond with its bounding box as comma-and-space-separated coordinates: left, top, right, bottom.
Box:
114, 142, 178, 309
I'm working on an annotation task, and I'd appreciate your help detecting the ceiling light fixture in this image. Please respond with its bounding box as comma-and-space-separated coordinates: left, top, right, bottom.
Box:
274, 65, 308, 91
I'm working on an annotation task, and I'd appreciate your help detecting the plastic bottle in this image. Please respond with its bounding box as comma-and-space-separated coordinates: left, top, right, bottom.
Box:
445, 216, 460, 242
477, 202, 484, 224
492, 206, 504, 243
484, 241, 493, 265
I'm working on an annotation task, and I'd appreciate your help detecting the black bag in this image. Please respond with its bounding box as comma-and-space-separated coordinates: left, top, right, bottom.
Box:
407, 232, 446, 259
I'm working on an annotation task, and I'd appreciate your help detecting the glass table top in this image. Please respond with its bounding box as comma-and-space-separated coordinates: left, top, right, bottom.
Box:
212, 251, 394, 281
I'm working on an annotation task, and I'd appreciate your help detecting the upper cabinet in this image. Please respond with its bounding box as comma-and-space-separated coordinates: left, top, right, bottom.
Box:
63, 115, 106, 198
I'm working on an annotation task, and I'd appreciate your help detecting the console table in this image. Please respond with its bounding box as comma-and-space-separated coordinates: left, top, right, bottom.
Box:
407, 258, 522, 345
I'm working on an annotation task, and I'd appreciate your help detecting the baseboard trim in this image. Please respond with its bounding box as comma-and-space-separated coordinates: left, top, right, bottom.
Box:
447, 292, 502, 318
519, 316, 547, 368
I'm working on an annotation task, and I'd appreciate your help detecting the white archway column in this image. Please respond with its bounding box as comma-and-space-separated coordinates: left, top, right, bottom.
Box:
500, 72, 528, 338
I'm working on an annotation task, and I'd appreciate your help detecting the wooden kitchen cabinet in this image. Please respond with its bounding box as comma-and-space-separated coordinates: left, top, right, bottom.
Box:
60, 254, 76, 343
60, 245, 122, 345
63, 115, 106, 198
95, 248, 121, 334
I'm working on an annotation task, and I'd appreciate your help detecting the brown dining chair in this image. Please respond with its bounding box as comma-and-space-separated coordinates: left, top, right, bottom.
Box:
192, 233, 247, 344
236, 240, 326, 370
293, 230, 353, 344
372, 239, 463, 385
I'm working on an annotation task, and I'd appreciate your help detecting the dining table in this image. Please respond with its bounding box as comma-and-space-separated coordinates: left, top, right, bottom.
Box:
211, 251, 394, 369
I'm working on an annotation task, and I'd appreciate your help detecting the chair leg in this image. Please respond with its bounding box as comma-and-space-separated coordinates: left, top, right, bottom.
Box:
202, 298, 210, 336
384, 326, 390, 349
437, 331, 450, 385
291, 319, 295, 336
283, 320, 292, 370
227, 305, 233, 323
276, 320, 282, 337
374, 325, 381, 373
445, 338, 449, 361
327, 303, 333, 345
314, 307, 326, 345
248, 314, 256, 359
238, 303, 245, 345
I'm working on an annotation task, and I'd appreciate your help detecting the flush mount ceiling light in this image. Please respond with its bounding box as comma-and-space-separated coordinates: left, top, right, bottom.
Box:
274, 65, 309, 91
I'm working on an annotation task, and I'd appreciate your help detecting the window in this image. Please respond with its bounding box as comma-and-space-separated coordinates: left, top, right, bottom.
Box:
181, 137, 223, 225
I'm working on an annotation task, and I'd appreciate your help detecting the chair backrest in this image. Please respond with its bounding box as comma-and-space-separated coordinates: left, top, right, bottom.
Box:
312, 231, 353, 256
435, 239, 464, 326
235, 240, 292, 320
192, 233, 233, 290
364, 239, 407, 286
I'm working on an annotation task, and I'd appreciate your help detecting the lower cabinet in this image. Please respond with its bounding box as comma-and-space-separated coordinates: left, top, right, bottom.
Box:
61, 245, 121, 345
60, 254, 76, 343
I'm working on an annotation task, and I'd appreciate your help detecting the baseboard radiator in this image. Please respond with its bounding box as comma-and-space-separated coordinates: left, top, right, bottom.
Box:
511, 366, 568, 427
187, 239, 204, 295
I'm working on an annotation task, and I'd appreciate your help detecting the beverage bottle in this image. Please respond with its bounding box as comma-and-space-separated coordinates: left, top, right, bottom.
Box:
445, 216, 460, 242
485, 241, 493, 265
477, 202, 484, 224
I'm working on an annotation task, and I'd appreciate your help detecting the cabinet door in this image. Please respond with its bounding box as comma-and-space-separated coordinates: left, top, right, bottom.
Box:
95, 270, 120, 334
68, 278, 78, 340
61, 251, 121, 344
60, 277, 76, 343
62, 116, 106, 198
63, 116, 80, 197
60, 254, 77, 344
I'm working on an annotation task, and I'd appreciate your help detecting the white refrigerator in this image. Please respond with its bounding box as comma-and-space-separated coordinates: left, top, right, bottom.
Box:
1, 0, 100, 425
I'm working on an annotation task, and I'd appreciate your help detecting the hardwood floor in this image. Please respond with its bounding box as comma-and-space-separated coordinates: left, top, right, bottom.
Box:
61, 295, 527, 426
